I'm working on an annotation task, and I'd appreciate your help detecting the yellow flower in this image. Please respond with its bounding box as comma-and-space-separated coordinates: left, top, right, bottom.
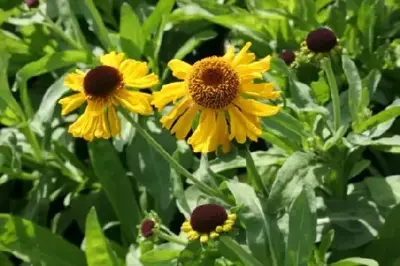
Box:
58, 52, 159, 141
152, 42, 280, 153
181, 203, 237, 244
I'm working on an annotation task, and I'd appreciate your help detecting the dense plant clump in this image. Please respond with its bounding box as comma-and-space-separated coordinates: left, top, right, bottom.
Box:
1, 0, 400, 266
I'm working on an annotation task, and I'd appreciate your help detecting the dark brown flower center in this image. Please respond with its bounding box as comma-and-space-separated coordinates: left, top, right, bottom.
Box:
141, 220, 155, 237
279, 50, 296, 65
188, 57, 239, 109
84, 65, 122, 98
306, 28, 338, 53
190, 204, 228, 233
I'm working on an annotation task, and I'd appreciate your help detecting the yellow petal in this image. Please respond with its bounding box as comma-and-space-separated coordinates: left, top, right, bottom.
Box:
231, 42, 255, 68
236, 55, 271, 79
68, 111, 99, 141
58, 93, 86, 115
188, 109, 218, 153
95, 112, 111, 139
228, 214, 237, 221
234, 97, 280, 117
114, 89, 153, 115
228, 105, 261, 143
210, 232, 219, 239
222, 45, 235, 63
160, 97, 191, 129
215, 226, 223, 233
171, 105, 198, 139
216, 111, 231, 154
119, 60, 148, 81
222, 224, 232, 232
64, 71, 85, 91
241, 83, 280, 99
125, 73, 159, 88
152, 82, 186, 110
100, 52, 125, 69
86, 99, 108, 116
107, 105, 121, 137
168, 59, 192, 80
200, 234, 209, 243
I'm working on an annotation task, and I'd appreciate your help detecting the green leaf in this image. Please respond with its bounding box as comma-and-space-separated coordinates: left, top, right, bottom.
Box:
0, 214, 86, 265
323, 125, 348, 151
89, 140, 142, 243
218, 236, 264, 266
348, 134, 400, 153
0, 49, 23, 126
226, 181, 282, 266
342, 54, 367, 127
364, 203, 400, 265
357, 99, 400, 133
171, 146, 191, 215
266, 152, 317, 213
318, 230, 335, 260
330, 257, 378, 266
85, 208, 122, 266
120, 3, 144, 59
16, 50, 89, 118
81, 0, 114, 51
285, 186, 316, 266
357, 0, 376, 53
365, 176, 400, 207
126, 116, 176, 220
363, 69, 381, 97
140, 250, 180, 265
142, 0, 175, 38
244, 147, 267, 195
30, 74, 67, 134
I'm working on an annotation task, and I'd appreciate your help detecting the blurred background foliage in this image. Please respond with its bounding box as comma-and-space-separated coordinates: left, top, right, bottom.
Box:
1, 0, 400, 265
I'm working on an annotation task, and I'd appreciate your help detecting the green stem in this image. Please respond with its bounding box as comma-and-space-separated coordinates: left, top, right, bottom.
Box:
119, 108, 231, 204
153, 229, 187, 246
38, 10, 81, 50
19, 123, 43, 162
321, 57, 341, 132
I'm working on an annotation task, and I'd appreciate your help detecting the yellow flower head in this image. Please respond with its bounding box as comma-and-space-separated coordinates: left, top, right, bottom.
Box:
181, 203, 237, 244
58, 52, 159, 141
152, 42, 280, 153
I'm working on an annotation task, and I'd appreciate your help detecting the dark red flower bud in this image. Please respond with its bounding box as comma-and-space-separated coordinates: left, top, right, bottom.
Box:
306, 28, 337, 53
279, 50, 296, 65
24, 0, 39, 8
141, 220, 155, 238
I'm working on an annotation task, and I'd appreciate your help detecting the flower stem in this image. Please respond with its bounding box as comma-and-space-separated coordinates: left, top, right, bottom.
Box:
119, 109, 233, 205
153, 229, 188, 246
321, 57, 341, 132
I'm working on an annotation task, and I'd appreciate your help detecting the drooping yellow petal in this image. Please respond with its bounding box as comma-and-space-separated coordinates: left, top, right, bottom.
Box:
236, 55, 271, 79
240, 82, 280, 99
64, 71, 85, 91
152, 82, 186, 110
58, 93, 86, 115
100, 52, 125, 69
188, 109, 218, 153
86, 99, 108, 116
234, 97, 280, 117
171, 105, 198, 139
160, 97, 191, 129
228, 105, 261, 143
168, 59, 192, 80
231, 42, 255, 68
68, 111, 98, 141
216, 112, 231, 153
114, 89, 153, 115
200, 234, 209, 243
107, 105, 121, 137
95, 112, 111, 139
125, 73, 159, 88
